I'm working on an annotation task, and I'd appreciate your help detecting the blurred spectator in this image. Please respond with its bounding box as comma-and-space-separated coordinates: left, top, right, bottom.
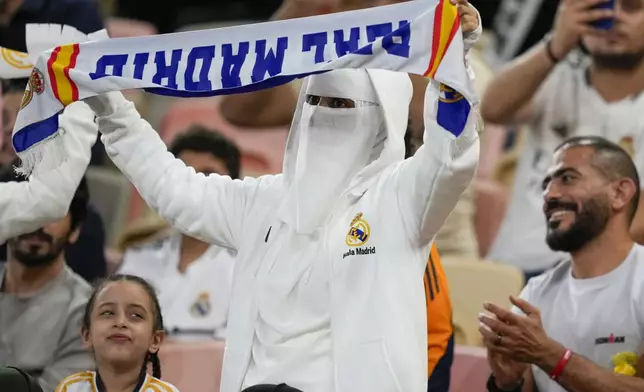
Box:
0, 0, 104, 52
482, 0, 644, 281
481, 136, 644, 392
117, 126, 237, 340
485, 0, 559, 69
0, 156, 107, 285
0, 165, 93, 392
220, 0, 486, 259
0, 96, 107, 284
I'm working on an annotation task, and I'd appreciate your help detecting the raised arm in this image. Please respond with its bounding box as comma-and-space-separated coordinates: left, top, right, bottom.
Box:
396, 78, 480, 247
480, 0, 613, 124
0, 101, 97, 244
86, 92, 271, 250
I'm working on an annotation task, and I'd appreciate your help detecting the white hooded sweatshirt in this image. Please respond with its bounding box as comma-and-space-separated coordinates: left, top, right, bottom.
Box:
0, 101, 97, 244
92, 67, 480, 392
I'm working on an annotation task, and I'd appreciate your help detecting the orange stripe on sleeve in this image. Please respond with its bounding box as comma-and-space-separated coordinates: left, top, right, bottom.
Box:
426, 243, 453, 377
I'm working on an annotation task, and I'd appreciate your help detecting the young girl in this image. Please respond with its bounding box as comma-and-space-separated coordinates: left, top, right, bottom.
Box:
55, 275, 180, 392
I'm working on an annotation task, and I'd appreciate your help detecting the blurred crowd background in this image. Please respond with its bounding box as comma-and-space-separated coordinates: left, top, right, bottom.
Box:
2, 0, 643, 391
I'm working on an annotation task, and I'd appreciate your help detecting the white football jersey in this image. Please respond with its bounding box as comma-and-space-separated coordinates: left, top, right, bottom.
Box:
55, 371, 179, 392
515, 245, 644, 392
118, 232, 235, 340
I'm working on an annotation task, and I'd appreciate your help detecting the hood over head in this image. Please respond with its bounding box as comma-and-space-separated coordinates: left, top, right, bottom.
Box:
277, 68, 412, 234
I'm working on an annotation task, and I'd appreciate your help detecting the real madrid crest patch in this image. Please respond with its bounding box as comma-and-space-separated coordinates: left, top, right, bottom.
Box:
190, 292, 212, 318
21, 67, 45, 110
343, 212, 377, 259
346, 212, 370, 247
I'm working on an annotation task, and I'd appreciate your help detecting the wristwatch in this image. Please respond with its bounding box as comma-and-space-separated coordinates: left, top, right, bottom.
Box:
486, 374, 525, 392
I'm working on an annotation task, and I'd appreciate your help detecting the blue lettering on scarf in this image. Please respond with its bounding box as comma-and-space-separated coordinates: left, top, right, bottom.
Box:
185, 45, 216, 91
221, 42, 250, 88
334, 27, 360, 57
152, 49, 182, 89
302, 32, 328, 64
87, 21, 411, 92
133, 53, 149, 80
251, 37, 289, 83
89, 54, 129, 79
383, 21, 411, 58
353, 21, 410, 58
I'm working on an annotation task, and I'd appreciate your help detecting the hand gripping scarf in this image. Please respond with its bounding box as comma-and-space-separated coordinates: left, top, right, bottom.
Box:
12, 0, 477, 175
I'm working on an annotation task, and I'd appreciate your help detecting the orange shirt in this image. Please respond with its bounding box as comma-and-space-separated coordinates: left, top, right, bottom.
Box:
424, 243, 453, 376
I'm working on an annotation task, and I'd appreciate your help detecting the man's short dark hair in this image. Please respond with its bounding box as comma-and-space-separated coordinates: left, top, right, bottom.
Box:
169, 125, 241, 179
1, 78, 28, 94
554, 136, 641, 221
0, 158, 89, 231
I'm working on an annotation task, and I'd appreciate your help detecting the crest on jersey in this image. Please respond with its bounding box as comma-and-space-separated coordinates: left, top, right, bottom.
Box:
190, 292, 211, 317
346, 212, 370, 247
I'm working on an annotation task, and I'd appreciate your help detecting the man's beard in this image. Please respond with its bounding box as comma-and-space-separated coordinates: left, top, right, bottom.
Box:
592, 50, 644, 71
8, 229, 69, 267
546, 195, 610, 253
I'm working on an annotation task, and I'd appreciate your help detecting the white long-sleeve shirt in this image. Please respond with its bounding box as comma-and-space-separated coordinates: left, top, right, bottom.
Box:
0, 102, 97, 244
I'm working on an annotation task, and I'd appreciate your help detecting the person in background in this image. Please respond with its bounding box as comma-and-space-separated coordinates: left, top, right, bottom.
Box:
482, 0, 644, 281
117, 126, 237, 340
58, 274, 180, 392
0, 81, 107, 283
0, 102, 96, 244
0, 0, 103, 52
219, 0, 483, 260
480, 136, 644, 392
485, 0, 559, 69
0, 165, 93, 392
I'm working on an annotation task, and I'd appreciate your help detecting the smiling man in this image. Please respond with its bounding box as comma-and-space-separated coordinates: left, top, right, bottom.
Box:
480, 136, 644, 392
483, 0, 644, 281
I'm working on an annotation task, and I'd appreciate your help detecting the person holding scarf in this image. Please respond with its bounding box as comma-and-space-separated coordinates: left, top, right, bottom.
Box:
85, 40, 480, 392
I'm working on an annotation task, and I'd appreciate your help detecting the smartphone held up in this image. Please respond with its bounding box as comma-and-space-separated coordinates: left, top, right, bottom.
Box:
591, 0, 615, 30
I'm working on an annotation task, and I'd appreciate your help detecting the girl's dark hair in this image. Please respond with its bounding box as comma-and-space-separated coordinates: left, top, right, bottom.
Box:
82, 274, 164, 378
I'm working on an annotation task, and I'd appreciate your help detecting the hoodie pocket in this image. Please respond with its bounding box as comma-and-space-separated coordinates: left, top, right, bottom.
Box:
337, 339, 403, 392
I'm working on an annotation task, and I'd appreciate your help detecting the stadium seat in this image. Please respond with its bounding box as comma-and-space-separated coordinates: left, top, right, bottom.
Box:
159, 340, 225, 392
474, 180, 508, 258
450, 345, 490, 392
444, 261, 524, 346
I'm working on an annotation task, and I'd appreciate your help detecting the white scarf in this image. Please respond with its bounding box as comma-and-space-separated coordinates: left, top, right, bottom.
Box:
11, 0, 477, 175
